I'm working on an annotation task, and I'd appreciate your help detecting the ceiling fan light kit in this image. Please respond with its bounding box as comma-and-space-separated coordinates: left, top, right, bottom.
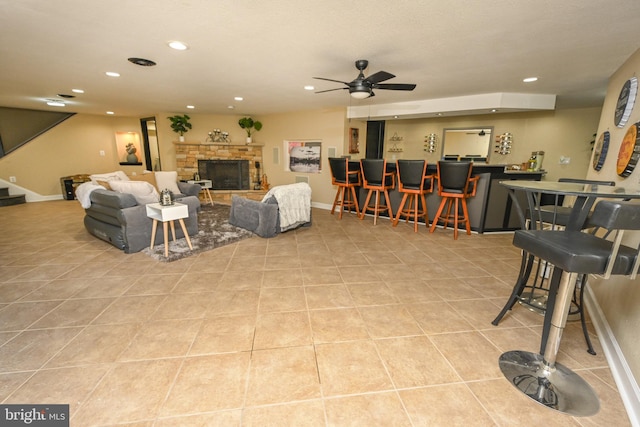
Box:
314, 59, 416, 100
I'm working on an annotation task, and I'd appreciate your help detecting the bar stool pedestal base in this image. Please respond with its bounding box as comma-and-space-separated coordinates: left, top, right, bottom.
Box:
499, 350, 599, 416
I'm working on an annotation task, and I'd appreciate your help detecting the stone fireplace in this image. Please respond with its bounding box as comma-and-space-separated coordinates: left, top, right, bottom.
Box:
174, 142, 265, 202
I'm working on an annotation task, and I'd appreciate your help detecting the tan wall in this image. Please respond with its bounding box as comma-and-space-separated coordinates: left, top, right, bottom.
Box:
0, 114, 141, 196
384, 108, 601, 181
0, 107, 599, 204
586, 48, 640, 381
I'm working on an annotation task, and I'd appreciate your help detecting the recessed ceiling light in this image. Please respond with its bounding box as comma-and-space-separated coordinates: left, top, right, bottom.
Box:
491, 109, 498, 112
168, 41, 188, 51
523, 77, 538, 83
304, 85, 315, 91
105, 71, 120, 77
71, 88, 84, 94
106, 111, 115, 115
186, 105, 195, 109
128, 57, 157, 67
228, 105, 235, 109
234, 96, 243, 101
46, 99, 65, 107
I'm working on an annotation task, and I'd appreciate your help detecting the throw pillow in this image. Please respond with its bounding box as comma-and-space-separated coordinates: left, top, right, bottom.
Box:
96, 180, 112, 190
155, 171, 181, 194
130, 173, 158, 190
89, 171, 129, 184
108, 180, 159, 205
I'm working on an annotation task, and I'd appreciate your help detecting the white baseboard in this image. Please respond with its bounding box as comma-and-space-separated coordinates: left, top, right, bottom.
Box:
585, 286, 640, 427
0, 179, 64, 202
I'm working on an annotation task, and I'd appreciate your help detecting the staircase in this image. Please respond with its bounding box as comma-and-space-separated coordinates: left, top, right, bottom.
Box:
0, 187, 26, 207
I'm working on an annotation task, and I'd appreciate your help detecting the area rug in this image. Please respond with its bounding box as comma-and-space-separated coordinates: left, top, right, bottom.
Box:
142, 203, 254, 262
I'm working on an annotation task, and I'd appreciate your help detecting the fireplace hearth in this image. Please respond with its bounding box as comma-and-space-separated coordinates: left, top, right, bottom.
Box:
198, 160, 250, 190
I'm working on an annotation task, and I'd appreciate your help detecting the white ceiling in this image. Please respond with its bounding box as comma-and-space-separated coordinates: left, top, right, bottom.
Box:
2, 0, 640, 119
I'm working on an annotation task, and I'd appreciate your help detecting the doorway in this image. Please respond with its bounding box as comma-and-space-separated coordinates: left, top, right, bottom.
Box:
140, 117, 161, 171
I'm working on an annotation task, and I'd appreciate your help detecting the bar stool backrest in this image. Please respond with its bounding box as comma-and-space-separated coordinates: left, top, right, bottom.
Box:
328, 157, 350, 184
437, 161, 473, 194
361, 159, 391, 187
397, 160, 428, 190
587, 200, 640, 279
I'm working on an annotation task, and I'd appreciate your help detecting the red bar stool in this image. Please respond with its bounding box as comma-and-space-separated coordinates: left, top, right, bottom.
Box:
429, 161, 479, 239
392, 160, 434, 232
359, 159, 395, 225
328, 157, 361, 219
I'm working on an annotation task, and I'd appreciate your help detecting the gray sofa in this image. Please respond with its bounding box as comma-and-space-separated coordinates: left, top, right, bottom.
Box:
229, 193, 312, 238
84, 181, 201, 253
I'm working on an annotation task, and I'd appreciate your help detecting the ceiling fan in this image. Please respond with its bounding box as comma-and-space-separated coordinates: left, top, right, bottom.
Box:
313, 59, 416, 99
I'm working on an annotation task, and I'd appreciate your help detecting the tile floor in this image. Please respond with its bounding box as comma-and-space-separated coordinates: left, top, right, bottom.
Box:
0, 200, 631, 426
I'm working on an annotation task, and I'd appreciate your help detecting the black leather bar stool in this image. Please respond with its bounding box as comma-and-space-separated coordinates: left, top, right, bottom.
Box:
496, 178, 616, 355
328, 157, 361, 219
429, 161, 479, 239
392, 160, 434, 232
499, 200, 640, 416
359, 159, 395, 225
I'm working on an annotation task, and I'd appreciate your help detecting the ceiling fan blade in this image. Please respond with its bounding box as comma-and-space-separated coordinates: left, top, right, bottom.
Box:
365, 71, 395, 84
374, 83, 417, 91
315, 87, 348, 94
313, 77, 350, 85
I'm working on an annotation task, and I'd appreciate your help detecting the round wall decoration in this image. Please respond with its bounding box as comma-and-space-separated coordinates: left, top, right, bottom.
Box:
592, 131, 610, 171
616, 122, 640, 177
614, 76, 638, 128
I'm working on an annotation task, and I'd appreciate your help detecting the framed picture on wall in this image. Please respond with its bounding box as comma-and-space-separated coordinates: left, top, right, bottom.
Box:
284, 140, 322, 173
349, 128, 360, 153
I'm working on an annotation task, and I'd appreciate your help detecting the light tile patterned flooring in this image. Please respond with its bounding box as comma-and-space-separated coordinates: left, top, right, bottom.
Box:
0, 200, 630, 426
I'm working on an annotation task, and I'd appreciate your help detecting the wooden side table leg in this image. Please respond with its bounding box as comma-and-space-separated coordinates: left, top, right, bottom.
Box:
163, 221, 169, 257
178, 218, 193, 250
150, 219, 158, 250
204, 188, 214, 206
169, 220, 177, 241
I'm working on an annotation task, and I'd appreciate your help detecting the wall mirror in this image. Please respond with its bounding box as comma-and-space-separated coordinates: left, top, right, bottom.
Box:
140, 117, 161, 171
441, 127, 493, 161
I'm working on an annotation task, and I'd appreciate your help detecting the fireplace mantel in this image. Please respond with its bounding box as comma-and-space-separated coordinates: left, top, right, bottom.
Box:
173, 141, 264, 147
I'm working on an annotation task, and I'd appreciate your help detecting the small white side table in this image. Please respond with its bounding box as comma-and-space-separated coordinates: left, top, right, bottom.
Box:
188, 179, 214, 206
146, 202, 193, 257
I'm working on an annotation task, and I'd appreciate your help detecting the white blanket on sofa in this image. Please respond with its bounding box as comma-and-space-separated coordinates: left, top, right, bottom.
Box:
262, 183, 312, 231
75, 182, 105, 209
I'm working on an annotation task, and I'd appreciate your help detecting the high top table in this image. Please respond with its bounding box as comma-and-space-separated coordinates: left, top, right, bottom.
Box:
496, 180, 640, 416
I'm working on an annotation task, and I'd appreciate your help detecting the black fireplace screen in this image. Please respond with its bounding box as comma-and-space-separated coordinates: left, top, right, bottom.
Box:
198, 160, 250, 190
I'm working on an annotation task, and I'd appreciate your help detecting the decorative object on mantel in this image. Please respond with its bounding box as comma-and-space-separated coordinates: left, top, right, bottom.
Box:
168, 114, 192, 142
238, 117, 262, 144
206, 129, 231, 143
495, 132, 513, 155
424, 133, 437, 153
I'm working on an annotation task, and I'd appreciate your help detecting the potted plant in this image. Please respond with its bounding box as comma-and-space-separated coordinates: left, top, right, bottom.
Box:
238, 117, 262, 143
168, 114, 192, 142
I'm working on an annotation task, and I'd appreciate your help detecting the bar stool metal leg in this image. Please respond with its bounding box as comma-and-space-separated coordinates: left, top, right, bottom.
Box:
498, 271, 600, 416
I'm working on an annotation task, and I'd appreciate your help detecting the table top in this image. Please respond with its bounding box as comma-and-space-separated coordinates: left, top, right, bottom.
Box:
500, 180, 640, 199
